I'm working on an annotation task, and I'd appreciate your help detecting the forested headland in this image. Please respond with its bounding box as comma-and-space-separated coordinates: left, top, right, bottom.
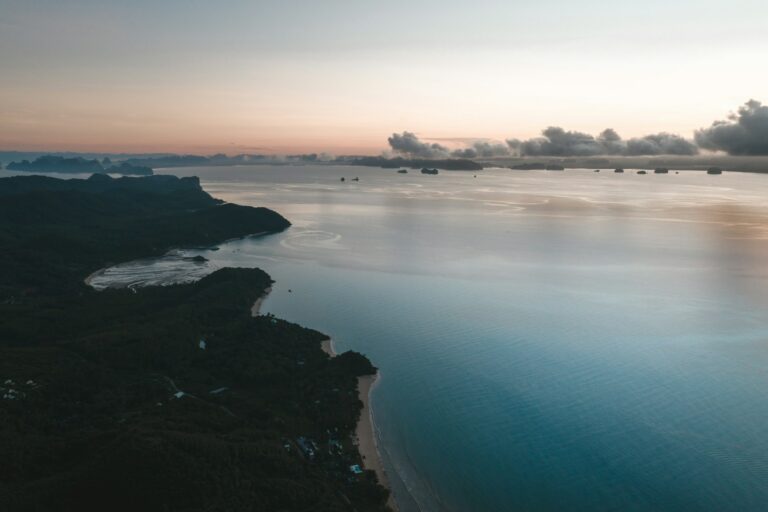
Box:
0, 174, 390, 511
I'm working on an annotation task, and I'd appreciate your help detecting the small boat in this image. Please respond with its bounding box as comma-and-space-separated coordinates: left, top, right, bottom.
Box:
637, 170, 647, 175
614, 168, 624, 173
707, 167, 723, 175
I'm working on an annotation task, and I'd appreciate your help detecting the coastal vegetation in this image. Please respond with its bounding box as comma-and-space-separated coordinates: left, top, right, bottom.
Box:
0, 174, 390, 511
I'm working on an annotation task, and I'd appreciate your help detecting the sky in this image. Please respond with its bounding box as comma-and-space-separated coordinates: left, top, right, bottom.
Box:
1, 0, 767, 154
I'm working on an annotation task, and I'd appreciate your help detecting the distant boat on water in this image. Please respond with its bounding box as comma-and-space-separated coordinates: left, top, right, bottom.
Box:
654, 168, 669, 174
421, 168, 439, 175
637, 170, 647, 175
707, 167, 723, 175
614, 168, 624, 173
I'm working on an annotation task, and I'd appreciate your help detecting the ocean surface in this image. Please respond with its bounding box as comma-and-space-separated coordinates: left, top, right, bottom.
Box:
70, 165, 768, 511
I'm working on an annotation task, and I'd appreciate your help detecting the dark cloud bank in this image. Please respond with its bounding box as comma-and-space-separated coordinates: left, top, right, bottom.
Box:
695, 100, 768, 156
388, 100, 768, 159
387, 131, 451, 158
387, 132, 511, 159
389, 128, 699, 159
507, 128, 698, 157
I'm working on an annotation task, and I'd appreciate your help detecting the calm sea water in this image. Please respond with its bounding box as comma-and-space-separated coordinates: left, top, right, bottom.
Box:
84, 165, 768, 511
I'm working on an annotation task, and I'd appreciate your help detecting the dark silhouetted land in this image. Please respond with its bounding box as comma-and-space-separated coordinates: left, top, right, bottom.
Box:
7, 155, 153, 175
0, 174, 391, 512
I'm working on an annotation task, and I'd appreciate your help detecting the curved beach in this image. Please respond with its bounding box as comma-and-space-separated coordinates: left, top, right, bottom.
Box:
250, 287, 272, 316
321, 339, 397, 510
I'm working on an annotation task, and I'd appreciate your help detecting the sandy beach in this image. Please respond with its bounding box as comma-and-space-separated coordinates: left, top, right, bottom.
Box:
250, 287, 272, 316
355, 374, 394, 500
321, 338, 334, 357
322, 338, 396, 510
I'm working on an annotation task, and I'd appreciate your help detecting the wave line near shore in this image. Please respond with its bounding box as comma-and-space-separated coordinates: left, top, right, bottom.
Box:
321, 339, 398, 511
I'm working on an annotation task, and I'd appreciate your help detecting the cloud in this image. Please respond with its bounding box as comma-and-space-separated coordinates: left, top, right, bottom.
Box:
389, 124, 700, 160
695, 99, 768, 155
507, 127, 605, 156
625, 133, 698, 156
388, 132, 512, 159
597, 128, 625, 154
387, 131, 449, 158
452, 141, 511, 158
506, 127, 697, 156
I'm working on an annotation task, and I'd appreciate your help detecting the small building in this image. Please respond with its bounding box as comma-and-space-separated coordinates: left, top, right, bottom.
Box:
3, 389, 21, 400
297, 437, 317, 459
328, 439, 343, 455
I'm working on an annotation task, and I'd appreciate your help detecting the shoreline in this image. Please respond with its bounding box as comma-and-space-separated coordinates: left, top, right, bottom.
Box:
82, 230, 273, 290
321, 339, 398, 511
250, 286, 272, 316
87, 266, 395, 508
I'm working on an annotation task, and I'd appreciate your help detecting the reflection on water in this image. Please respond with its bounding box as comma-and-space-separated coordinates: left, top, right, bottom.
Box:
92, 165, 768, 511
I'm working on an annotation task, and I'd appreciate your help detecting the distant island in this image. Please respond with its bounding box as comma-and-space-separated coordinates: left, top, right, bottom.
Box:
509, 163, 566, 170
123, 153, 311, 168
349, 156, 483, 171
474, 155, 768, 174
123, 154, 223, 167
5, 151, 768, 175
0, 174, 391, 511
7, 155, 153, 175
